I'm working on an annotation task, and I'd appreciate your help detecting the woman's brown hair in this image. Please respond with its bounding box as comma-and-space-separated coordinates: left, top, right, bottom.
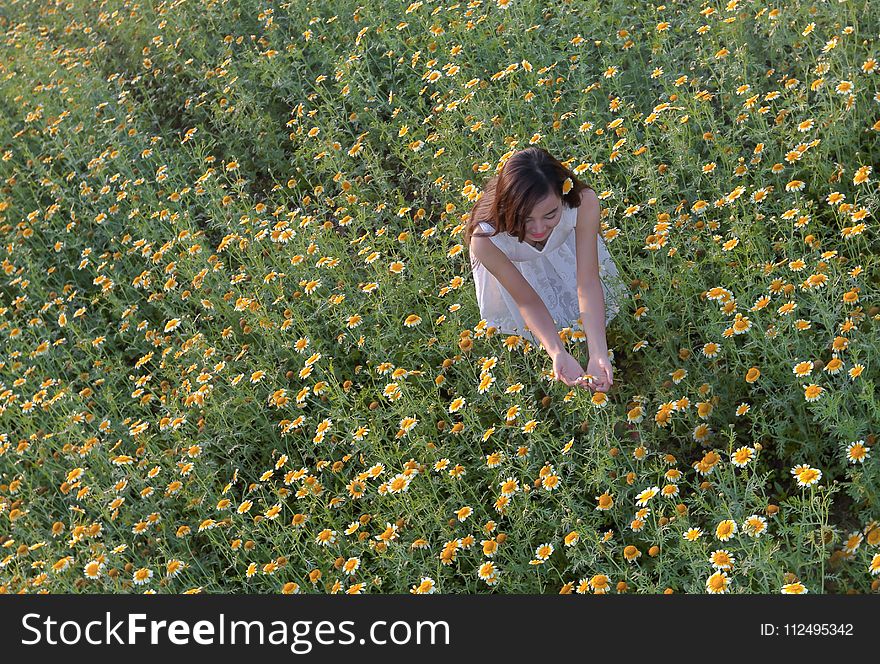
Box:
464, 146, 593, 264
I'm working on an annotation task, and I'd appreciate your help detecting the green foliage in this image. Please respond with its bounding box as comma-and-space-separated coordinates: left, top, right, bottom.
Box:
0, 0, 878, 595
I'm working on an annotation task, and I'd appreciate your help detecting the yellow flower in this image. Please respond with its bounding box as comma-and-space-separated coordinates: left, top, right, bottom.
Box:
743, 515, 768, 537
542, 474, 560, 491
803, 384, 824, 402
845, 440, 870, 464
595, 492, 613, 511
731, 446, 755, 467
589, 574, 611, 594
709, 549, 735, 570
562, 177, 573, 195
477, 561, 499, 584
83, 560, 104, 579
635, 486, 659, 506
623, 545, 641, 562
132, 568, 153, 585
534, 543, 554, 560
499, 477, 519, 497
706, 571, 729, 594
715, 519, 737, 541
790, 464, 822, 487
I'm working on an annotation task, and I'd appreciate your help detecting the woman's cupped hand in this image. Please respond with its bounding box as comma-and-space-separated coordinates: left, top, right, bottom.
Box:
551, 349, 611, 393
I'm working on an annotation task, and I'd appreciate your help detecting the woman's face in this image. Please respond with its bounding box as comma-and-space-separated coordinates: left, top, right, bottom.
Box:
523, 192, 563, 243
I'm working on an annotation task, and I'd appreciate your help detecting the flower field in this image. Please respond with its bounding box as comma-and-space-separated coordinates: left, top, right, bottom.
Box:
0, 0, 879, 594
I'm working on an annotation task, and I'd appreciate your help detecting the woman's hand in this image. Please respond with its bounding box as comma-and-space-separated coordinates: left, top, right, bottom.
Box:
551, 349, 591, 389
585, 354, 613, 393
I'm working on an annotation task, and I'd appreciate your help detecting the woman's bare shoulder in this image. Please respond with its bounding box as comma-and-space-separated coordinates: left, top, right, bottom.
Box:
470, 219, 497, 240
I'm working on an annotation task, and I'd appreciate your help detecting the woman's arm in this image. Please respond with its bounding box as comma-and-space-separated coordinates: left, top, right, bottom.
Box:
470, 235, 565, 358
574, 188, 609, 361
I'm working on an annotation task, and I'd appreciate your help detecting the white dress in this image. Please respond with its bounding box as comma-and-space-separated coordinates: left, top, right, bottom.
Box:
470, 201, 627, 345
